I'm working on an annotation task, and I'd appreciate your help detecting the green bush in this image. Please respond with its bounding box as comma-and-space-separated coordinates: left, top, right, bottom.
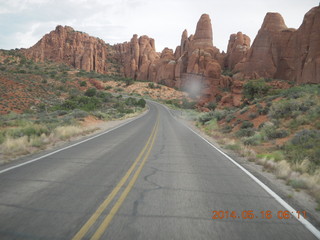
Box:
243, 133, 262, 146
71, 109, 89, 118
240, 121, 254, 129
221, 125, 233, 133
125, 78, 134, 86
225, 114, 235, 123
137, 98, 146, 108
284, 129, 320, 166
198, 112, 214, 125
181, 99, 196, 109
243, 79, 271, 100
207, 102, 217, 111
115, 87, 124, 92
236, 128, 255, 137
85, 88, 97, 97
125, 97, 137, 106
148, 82, 156, 89
262, 125, 289, 139
269, 98, 315, 119
249, 113, 258, 119
80, 81, 87, 87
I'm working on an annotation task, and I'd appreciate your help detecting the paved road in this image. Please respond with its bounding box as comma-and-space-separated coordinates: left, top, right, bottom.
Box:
0, 102, 318, 240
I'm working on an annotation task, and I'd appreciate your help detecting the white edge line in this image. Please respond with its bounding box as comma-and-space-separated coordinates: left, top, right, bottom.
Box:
159, 102, 320, 240
0, 108, 149, 175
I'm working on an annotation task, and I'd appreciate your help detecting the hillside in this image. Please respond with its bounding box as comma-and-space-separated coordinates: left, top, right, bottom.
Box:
0, 49, 190, 162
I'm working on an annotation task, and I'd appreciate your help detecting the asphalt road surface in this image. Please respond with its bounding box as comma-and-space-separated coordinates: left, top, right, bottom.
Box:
0, 102, 319, 240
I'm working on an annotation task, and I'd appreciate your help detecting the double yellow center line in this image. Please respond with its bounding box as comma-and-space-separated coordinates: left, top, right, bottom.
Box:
71, 117, 160, 240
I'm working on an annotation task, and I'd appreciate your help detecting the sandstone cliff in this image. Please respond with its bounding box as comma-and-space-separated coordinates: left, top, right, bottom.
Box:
22, 25, 110, 73
114, 34, 159, 81
234, 6, 320, 83
225, 32, 250, 70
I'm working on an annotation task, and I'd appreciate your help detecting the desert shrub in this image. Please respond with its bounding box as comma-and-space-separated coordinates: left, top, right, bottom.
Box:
221, 125, 233, 133
115, 87, 124, 92
148, 82, 156, 89
240, 121, 254, 129
97, 91, 113, 103
236, 128, 255, 137
216, 95, 222, 102
212, 110, 228, 121
92, 111, 109, 120
257, 151, 284, 162
225, 114, 235, 123
198, 112, 214, 124
7, 125, 49, 139
80, 81, 87, 87
269, 98, 315, 119
284, 129, 320, 166
105, 85, 112, 90
181, 99, 196, 109
125, 78, 134, 86
125, 97, 137, 106
279, 84, 320, 98
262, 125, 289, 139
288, 179, 308, 189
71, 109, 89, 118
243, 133, 262, 146
137, 98, 146, 108
225, 143, 241, 151
222, 69, 233, 77
249, 113, 258, 119
207, 102, 217, 111
243, 79, 271, 100
58, 95, 102, 112
85, 88, 97, 97
204, 119, 218, 134
240, 107, 249, 114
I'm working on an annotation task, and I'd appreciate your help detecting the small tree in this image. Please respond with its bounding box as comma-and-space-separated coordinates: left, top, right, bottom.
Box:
137, 98, 146, 108
243, 79, 271, 100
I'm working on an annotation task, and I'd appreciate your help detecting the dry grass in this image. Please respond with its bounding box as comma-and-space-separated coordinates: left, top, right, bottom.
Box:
275, 160, 291, 180
0, 125, 97, 160
2, 136, 29, 155
54, 126, 84, 140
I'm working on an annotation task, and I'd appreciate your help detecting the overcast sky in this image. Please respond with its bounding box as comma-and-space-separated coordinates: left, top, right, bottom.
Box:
0, 0, 318, 52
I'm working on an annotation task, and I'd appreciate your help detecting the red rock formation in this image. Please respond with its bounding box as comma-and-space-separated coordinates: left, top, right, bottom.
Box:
234, 13, 289, 79
21, 6, 320, 106
23, 25, 109, 73
148, 48, 176, 87
276, 6, 320, 83
226, 32, 250, 70
114, 34, 159, 81
234, 6, 320, 83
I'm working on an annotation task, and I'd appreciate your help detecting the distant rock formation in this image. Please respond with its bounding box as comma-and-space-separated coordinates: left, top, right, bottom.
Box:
21, 5, 320, 105
234, 6, 320, 83
114, 34, 159, 80
22, 26, 111, 73
225, 32, 250, 70
115, 14, 230, 105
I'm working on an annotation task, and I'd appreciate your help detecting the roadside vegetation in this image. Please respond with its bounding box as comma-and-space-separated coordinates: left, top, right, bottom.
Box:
0, 50, 146, 162
172, 79, 320, 210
